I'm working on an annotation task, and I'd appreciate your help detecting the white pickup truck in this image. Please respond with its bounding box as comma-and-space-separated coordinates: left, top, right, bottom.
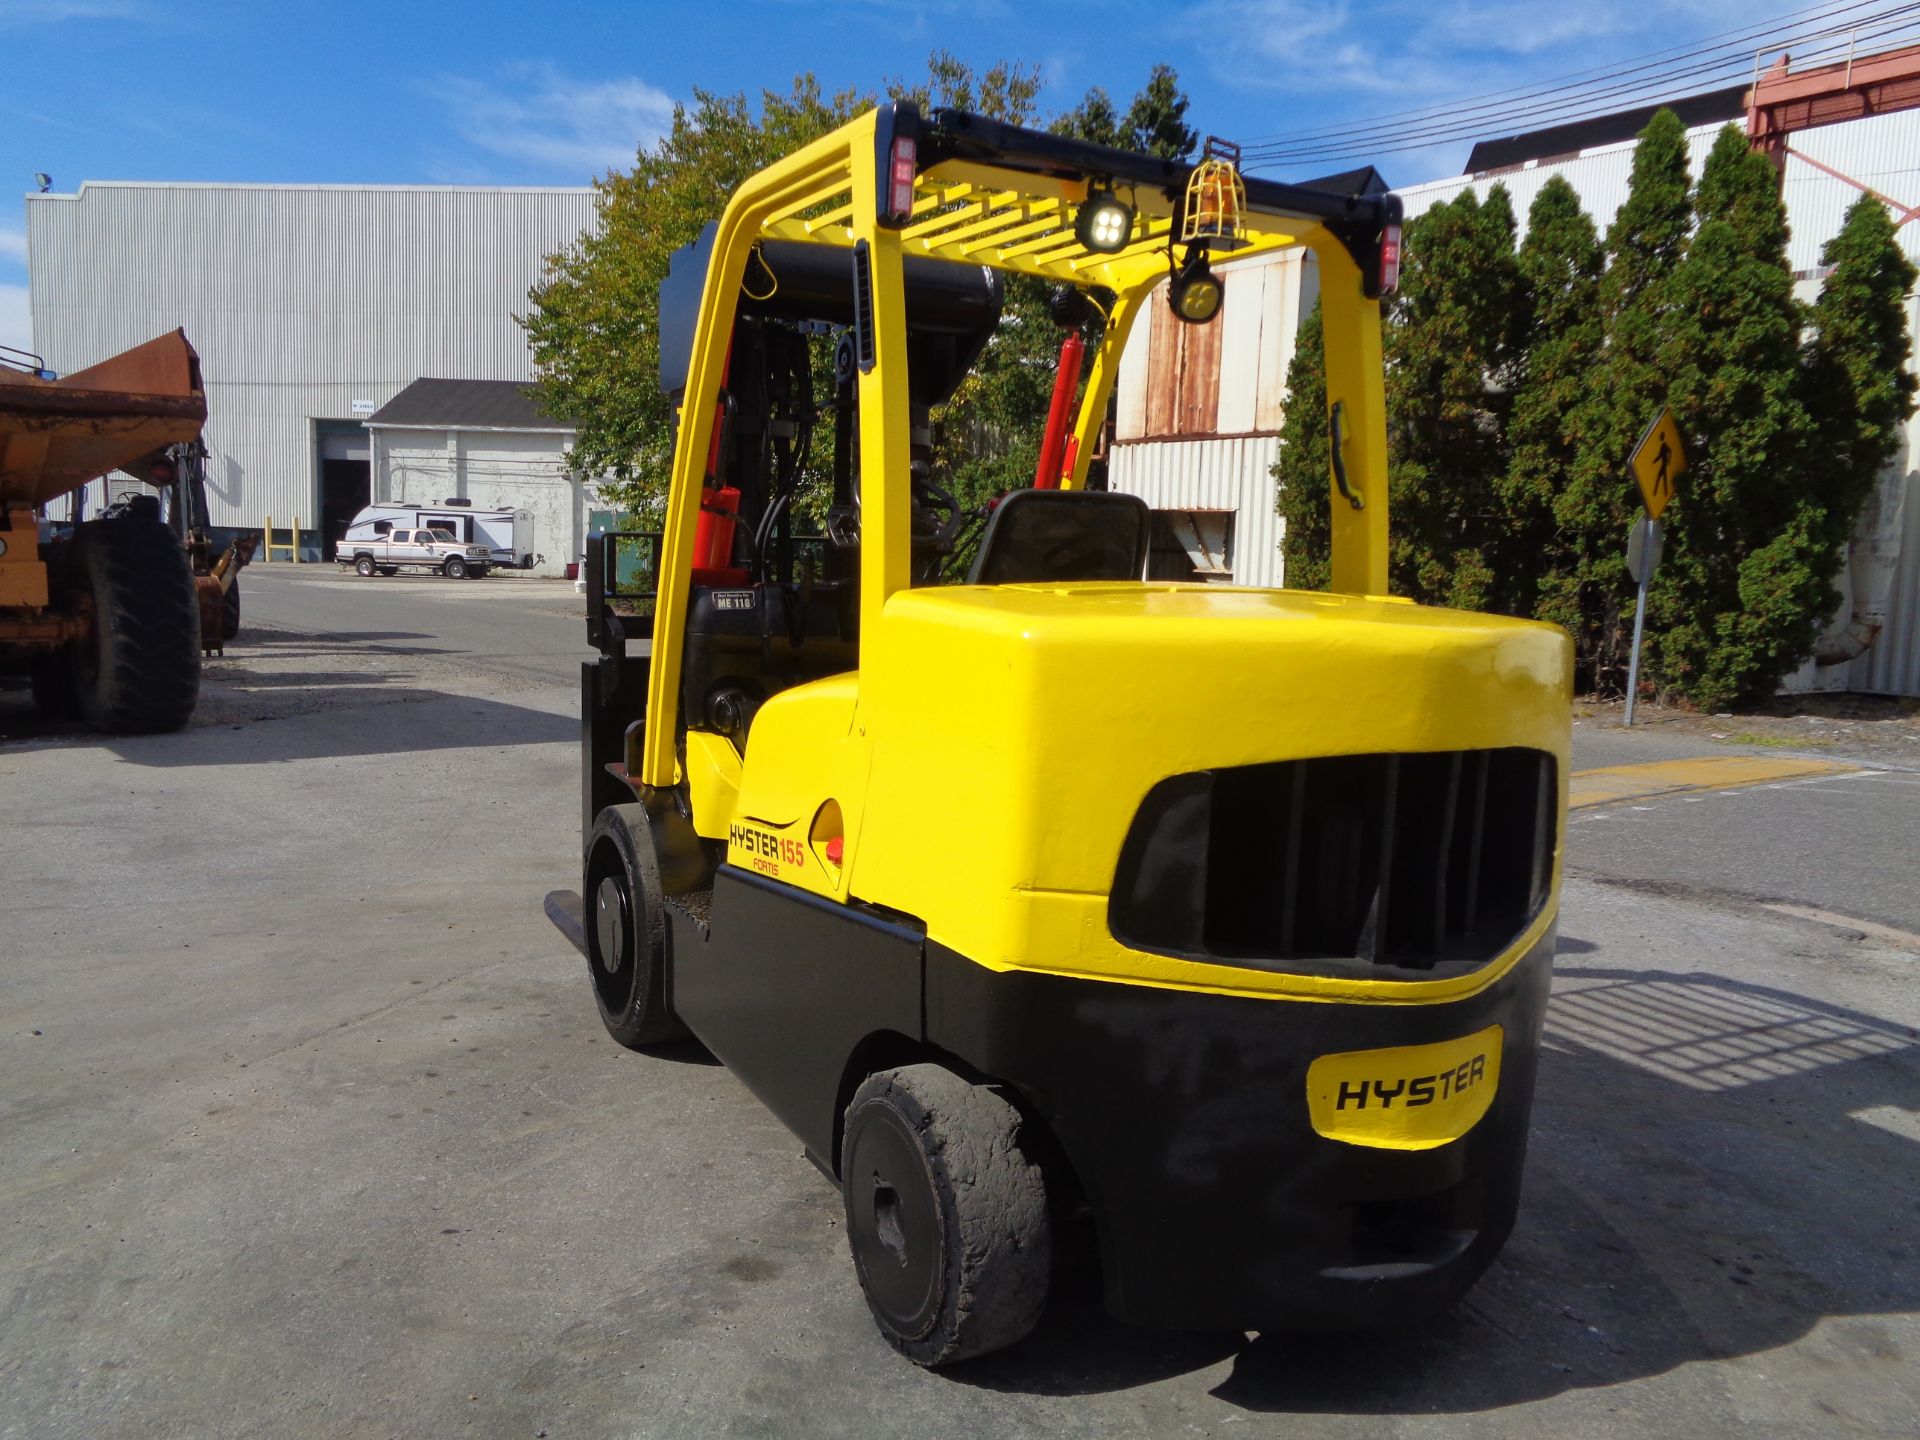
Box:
339, 526, 492, 579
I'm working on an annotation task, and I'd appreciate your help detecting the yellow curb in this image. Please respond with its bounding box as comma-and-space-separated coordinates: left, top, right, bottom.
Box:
1569, 755, 1862, 810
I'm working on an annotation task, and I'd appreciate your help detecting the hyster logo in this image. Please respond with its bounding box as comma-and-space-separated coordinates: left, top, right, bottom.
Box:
1335, 1053, 1488, 1111
729, 823, 807, 871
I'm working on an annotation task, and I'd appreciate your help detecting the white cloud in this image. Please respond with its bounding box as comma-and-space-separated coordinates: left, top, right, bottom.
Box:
0, 227, 26, 265
0, 283, 33, 358
0, 1, 143, 26
425, 63, 677, 180
1195, 0, 1780, 99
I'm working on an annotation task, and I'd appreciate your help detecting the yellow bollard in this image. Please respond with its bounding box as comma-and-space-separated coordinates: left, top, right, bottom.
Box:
263, 516, 300, 563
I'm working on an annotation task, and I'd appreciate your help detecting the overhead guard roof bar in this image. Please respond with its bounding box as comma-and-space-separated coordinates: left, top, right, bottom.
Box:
751, 104, 1401, 296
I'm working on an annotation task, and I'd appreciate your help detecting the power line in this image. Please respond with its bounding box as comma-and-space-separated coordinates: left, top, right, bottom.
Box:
1244, 3, 1919, 165
1238, 0, 1900, 149
1240, 0, 1920, 169
1251, 15, 1917, 170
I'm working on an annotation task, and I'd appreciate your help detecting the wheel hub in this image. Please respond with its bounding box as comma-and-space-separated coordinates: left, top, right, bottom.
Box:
594, 875, 627, 974
844, 1106, 945, 1339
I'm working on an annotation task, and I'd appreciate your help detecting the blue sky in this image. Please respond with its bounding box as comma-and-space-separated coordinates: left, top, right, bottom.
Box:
1, 0, 1772, 355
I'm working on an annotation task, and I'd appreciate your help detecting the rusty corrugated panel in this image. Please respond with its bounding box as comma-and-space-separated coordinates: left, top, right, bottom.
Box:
1176, 301, 1222, 436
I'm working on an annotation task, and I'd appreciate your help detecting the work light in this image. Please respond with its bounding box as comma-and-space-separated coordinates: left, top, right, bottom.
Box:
1075, 186, 1135, 254
1168, 245, 1222, 324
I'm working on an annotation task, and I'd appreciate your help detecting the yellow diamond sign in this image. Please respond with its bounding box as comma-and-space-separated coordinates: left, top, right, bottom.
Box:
1630, 408, 1687, 519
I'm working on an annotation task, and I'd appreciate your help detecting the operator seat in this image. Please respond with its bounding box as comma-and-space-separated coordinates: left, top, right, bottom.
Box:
967, 488, 1152, 586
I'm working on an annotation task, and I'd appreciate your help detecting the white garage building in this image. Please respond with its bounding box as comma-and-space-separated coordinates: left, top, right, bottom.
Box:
24, 180, 599, 565
364, 378, 585, 576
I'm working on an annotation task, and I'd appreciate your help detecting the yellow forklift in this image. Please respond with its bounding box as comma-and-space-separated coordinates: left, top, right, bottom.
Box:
546, 105, 1571, 1365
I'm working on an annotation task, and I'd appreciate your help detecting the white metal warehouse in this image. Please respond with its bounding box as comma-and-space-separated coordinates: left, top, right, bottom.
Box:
24, 181, 598, 570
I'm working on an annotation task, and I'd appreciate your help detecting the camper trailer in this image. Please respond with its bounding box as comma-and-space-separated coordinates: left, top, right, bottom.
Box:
340, 502, 537, 568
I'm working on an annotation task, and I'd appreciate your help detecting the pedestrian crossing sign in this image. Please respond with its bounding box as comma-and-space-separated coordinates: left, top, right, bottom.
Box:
1630, 408, 1687, 520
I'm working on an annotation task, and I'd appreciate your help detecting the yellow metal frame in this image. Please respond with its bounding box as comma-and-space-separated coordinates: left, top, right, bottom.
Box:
640, 108, 1394, 792
635, 105, 1569, 1007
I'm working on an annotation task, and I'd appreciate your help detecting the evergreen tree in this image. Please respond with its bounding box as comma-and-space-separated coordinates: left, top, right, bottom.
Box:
1382, 186, 1523, 608
1580, 107, 1693, 691
1801, 194, 1919, 555
1506, 176, 1605, 634
1650, 125, 1819, 709
1273, 300, 1330, 589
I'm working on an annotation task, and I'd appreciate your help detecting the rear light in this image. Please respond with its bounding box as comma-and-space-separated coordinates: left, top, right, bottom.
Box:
888, 136, 917, 223
1378, 222, 1402, 295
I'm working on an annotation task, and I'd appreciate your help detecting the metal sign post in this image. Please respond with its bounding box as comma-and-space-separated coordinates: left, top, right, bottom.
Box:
1622, 408, 1687, 725
1624, 516, 1663, 725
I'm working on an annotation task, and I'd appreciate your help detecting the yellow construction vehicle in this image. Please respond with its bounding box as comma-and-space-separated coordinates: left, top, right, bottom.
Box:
547, 105, 1570, 1366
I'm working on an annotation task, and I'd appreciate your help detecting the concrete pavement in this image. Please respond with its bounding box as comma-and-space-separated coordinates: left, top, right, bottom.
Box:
3, 577, 1917, 1438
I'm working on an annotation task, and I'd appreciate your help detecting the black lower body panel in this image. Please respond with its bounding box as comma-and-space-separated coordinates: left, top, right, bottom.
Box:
923, 928, 1555, 1332
660, 857, 1552, 1334
669, 866, 923, 1165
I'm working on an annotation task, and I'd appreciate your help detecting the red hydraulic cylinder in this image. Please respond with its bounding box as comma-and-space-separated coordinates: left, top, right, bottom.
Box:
1033, 332, 1086, 489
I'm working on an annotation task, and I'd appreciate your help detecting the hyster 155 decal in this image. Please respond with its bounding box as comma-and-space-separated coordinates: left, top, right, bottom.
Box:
1305, 1025, 1504, 1151
729, 821, 807, 879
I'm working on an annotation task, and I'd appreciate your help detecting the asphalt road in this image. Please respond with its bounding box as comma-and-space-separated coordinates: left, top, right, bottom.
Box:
241, 561, 590, 687
2, 570, 1917, 1438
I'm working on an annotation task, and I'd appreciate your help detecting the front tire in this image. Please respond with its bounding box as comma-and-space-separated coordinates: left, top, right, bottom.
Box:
442, 556, 468, 579
583, 804, 688, 1049
65, 517, 201, 734
842, 1065, 1051, 1367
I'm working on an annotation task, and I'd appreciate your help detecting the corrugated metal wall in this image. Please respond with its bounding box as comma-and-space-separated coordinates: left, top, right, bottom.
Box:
26, 182, 598, 533
1110, 435, 1285, 586
1110, 249, 1313, 585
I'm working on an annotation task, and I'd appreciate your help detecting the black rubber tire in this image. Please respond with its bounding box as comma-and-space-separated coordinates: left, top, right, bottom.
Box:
442, 556, 467, 579
67, 517, 201, 734
221, 581, 241, 642
842, 1064, 1050, 1367
355, 555, 377, 577
521, 555, 536, 570
584, 804, 688, 1049
29, 652, 82, 721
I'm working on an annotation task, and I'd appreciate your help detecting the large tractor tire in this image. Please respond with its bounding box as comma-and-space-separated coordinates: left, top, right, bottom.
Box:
841, 1065, 1051, 1366
66, 516, 202, 734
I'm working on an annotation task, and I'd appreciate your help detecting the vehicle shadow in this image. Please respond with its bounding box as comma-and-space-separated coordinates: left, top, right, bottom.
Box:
956, 960, 1920, 1414
0, 683, 571, 763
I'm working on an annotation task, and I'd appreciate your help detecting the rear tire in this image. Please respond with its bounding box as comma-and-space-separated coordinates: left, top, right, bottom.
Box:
221, 581, 241, 642
584, 804, 688, 1048
355, 555, 376, 577
442, 556, 468, 579
67, 516, 201, 734
842, 1065, 1051, 1366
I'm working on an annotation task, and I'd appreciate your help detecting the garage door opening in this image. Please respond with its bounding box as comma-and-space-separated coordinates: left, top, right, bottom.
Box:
317, 422, 371, 561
